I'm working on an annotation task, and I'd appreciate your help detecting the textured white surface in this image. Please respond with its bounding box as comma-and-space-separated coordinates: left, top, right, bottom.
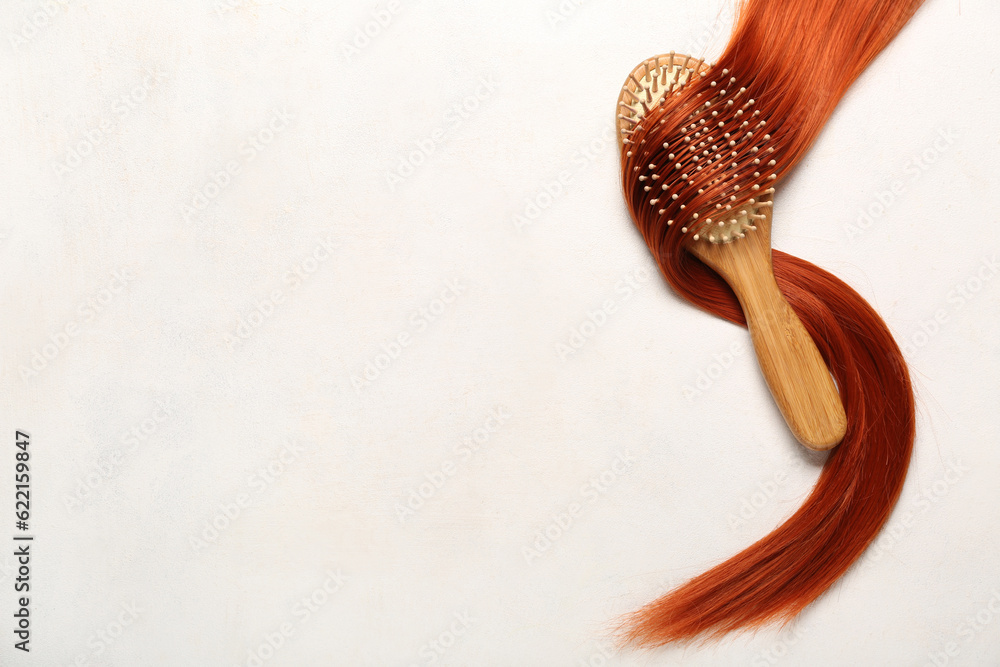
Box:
1, 0, 998, 665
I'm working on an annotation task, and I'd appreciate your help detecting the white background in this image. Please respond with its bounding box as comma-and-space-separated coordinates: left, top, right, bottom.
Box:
1, 0, 999, 665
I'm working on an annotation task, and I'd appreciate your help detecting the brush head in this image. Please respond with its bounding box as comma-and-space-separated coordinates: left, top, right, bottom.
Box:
617, 53, 777, 246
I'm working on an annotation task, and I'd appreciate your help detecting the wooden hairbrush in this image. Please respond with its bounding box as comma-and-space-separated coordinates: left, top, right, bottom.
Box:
616, 53, 847, 451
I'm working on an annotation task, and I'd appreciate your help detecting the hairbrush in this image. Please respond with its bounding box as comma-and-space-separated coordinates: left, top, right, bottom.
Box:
617, 53, 846, 450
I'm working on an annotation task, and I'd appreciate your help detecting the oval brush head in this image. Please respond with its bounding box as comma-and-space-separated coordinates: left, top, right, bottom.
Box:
617, 53, 847, 451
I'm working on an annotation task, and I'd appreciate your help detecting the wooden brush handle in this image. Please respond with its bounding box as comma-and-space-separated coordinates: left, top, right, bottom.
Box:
689, 219, 847, 451
737, 268, 847, 450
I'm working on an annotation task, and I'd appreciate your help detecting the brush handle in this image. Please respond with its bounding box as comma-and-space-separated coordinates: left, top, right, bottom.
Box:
737, 268, 847, 450
689, 223, 847, 451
